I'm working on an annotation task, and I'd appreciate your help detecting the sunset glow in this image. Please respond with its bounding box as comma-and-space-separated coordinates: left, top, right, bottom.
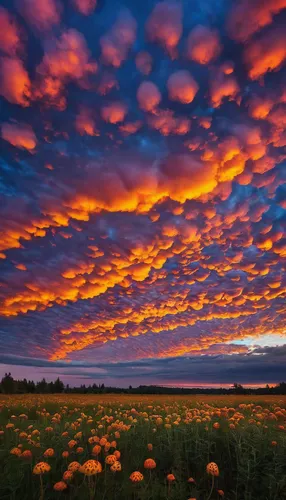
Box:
0, 0, 285, 387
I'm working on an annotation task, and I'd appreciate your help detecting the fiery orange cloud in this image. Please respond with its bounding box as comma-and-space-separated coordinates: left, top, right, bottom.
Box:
100, 10, 137, 68
147, 110, 190, 136
75, 108, 98, 136
145, 1, 182, 58
227, 0, 286, 42
101, 101, 127, 124
135, 51, 153, 76
39, 29, 97, 81
16, 0, 61, 31
186, 25, 222, 65
71, 0, 97, 15
0, 7, 22, 55
1, 122, 37, 151
209, 68, 239, 108
0, 57, 31, 107
245, 28, 286, 80
137, 81, 162, 112
167, 70, 198, 104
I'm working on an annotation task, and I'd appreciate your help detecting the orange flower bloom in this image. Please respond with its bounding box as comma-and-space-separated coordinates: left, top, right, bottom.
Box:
43, 448, 54, 458
144, 458, 156, 469
53, 481, 67, 491
80, 460, 102, 476
110, 460, 122, 472
206, 462, 219, 476
10, 447, 21, 456
147, 443, 153, 451
105, 454, 117, 465
63, 470, 73, 481
130, 471, 144, 482
92, 444, 101, 455
33, 462, 51, 475
167, 474, 176, 482
68, 461, 81, 472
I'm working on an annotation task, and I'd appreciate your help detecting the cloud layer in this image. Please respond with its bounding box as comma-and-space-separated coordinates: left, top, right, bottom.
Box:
0, 0, 285, 385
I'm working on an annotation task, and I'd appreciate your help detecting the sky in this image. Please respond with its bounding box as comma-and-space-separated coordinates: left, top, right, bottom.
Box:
0, 0, 285, 388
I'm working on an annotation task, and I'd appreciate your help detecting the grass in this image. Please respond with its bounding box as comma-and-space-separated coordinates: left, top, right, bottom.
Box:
0, 394, 285, 500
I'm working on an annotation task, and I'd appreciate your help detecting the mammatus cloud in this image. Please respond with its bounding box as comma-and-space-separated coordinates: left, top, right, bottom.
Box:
0, 0, 285, 385
1, 122, 37, 151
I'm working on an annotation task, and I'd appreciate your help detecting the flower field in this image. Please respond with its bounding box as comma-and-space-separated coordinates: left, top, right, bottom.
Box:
0, 394, 285, 500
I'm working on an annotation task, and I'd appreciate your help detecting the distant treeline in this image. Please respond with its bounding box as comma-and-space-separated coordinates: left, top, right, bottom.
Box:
1, 373, 286, 395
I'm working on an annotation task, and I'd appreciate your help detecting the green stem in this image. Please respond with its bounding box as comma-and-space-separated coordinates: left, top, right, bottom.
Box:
206, 475, 215, 500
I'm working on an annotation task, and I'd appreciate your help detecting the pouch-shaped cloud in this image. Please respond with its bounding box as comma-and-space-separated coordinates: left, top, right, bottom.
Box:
186, 25, 222, 64
0, 57, 31, 106
0, 7, 22, 55
39, 29, 97, 80
137, 81, 162, 112
245, 28, 286, 80
16, 0, 61, 31
71, 0, 97, 15
135, 51, 153, 75
1, 122, 37, 151
227, 0, 286, 42
100, 10, 137, 67
210, 68, 239, 108
101, 101, 127, 124
146, 1, 182, 58
167, 70, 198, 104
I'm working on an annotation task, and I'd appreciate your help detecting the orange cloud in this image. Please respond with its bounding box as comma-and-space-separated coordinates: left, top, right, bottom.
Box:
167, 70, 198, 104
137, 81, 161, 112
75, 108, 98, 136
210, 68, 239, 108
71, 0, 97, 15
145, 1, 182, 58
186, 25, 221, 64
1, 122, 37, 151
245, 28, 286, 80
147, 110, 190, 136
100, 10, 137, 68
101, 101, 127, 124
0, 57, 31, 106
227, 0, 286, 42
0, 7, 22, 55
16, 0, 61, 31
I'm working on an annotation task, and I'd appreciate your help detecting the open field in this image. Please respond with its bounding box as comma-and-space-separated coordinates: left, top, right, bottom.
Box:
0, 394, 285, 500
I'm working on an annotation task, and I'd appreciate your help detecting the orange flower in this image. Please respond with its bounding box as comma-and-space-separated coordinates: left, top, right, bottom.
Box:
53, 481, 67, 491
218, 490, 224, 497
68, 440, 77, 449
144, 458, 156, 469
213, 422, 220, 429
130, 471, 144, 482
92, 445, 101, 456
188, 477, 195, 483
10, 447, 21, 456
63, 470, 73, 481
271, 441, 277, 446
43, 448, 54, 458
167, 474, 176, 482
33, 462, 51, 475
206, 462, 219, 476
80, 460, 102, 476
99, 437, 107, 446
68, 461, 81, 472
114, 450, 121, 460
110, 460, 122, 472
105, 454, 117, 465
76, 447, 84, 454
21, 450, 32, 460
147, 443, 153, 451
62, 451, 69, 458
